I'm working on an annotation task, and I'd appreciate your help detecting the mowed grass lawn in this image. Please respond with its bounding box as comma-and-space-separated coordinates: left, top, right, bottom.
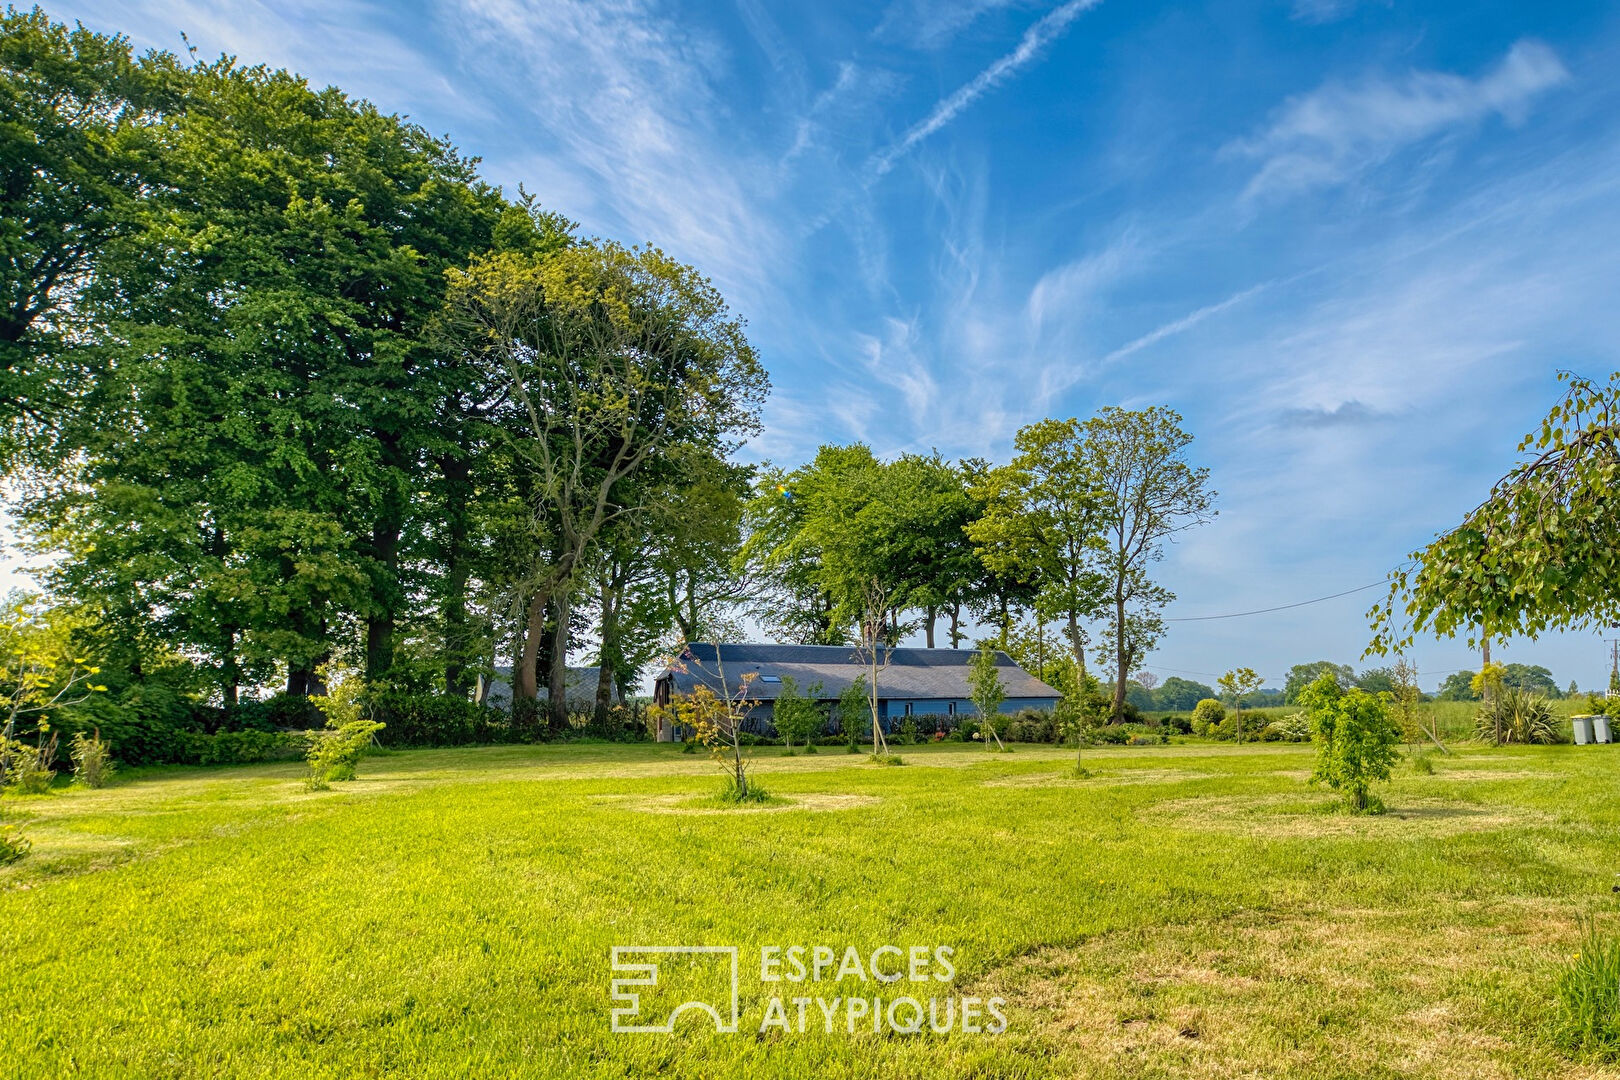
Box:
2, 739, 1618, 1079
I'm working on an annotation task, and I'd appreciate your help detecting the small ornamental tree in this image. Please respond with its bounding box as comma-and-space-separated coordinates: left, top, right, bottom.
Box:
772, 676, 826, 754
835, 676, 869, 752
968, 644, 1007, 751
1217, 667, 1264, 744
305, 669, 385, 786
1052, 664, 1104, 774
654, 646, 763, 799
1300, 672, 1400, 813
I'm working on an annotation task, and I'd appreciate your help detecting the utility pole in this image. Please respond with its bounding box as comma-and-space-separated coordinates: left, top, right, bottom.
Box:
1607, 636, 1620, 699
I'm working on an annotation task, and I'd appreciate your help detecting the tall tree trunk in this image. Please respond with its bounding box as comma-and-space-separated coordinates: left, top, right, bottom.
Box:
439, 452, 473, 698
221, 626, 240, 712
1110, 589, 1128, 721
924, 606, 937, 648
547, 591, 573, 729
1067, 608, 1087, 683
595, 574, 620, 722
949, 601, 962, 648
514, 588, 549, 701
365, 450, 407, 682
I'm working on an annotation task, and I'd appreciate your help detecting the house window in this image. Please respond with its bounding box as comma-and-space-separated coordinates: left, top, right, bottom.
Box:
947, 702, 956, 716
904, 702, 912, 716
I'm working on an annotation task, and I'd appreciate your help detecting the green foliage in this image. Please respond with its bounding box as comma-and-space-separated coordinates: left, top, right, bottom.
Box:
1409, 750, 1436, 774
0, 8, 180, 435
716, 775, 771, 804
835, 676, 868, 749
1153, 676, 1216, 712
1436, 670, 1481, 702
770, 676, 826, 751
303, 720, 386, 784
0, 821, 29, 864
1372, 372, 1620, 651
1354, 667, 1397, 695
5, 741, 55, 794
1077, 407, 1215, 718
1301, 673, 1400, 813
1261, 713, 1312, 743
967, 644, 1007, 717
898, 715, 919, 746
68, 730, 114, 788
1499, 663, 1561, 698
1554, 923, 1620, 1061
182, 730, 301, 767
965, 418, 1107, 671
1284, 661, 1354, 704
1191, 698, 1225, 735
1473, 687, 1559, 745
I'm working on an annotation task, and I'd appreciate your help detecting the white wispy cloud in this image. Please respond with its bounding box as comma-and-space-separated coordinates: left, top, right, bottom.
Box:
868, 0, 1103, 177
874, 0, 1036, 49
1289, 0, 1390, 25
1233, 39, 1570, 199
1097, 281, 1272, 368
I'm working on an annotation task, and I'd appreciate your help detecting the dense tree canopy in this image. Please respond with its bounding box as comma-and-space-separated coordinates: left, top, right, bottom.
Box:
2, 10, 766, 735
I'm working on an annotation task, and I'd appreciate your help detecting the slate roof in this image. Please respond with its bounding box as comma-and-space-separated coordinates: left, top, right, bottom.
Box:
481, 665, 621, 706
657, 643, 1059, 702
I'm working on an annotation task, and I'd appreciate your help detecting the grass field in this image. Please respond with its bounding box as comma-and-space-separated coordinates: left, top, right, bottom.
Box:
2, 739, 1618, 1078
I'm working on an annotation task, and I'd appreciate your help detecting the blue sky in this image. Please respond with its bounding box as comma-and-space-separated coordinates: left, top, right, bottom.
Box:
33, 0, 1620, 691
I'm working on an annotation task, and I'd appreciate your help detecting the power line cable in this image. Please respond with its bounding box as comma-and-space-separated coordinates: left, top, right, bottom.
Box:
1163, 579, 1391, 622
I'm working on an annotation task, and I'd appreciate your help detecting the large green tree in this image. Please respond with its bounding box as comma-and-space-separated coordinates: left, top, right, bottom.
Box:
1079, 407, 1215, 720
0, 9, 179, 450
445, 242, 767, 725
967, 417, 1107, 678
22, 55, 512, 703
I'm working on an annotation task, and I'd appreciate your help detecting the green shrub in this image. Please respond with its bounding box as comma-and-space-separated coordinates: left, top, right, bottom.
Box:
1005, 710, 1057, 744
1160, 713, 1193, 735
181, 729, 300, 766
1191, 699, 1225, 735
1261, 713, 1312, 743
1474, 688, 1559, 745
1554, 923, 1620, 1060
1091, 722, 1166, 745
69, 730, 115, 788
303, 720, 386, 784
1409, 749, 1435, 774
365, 689, 492, 746
0, 822, 29, 864
868, 753, 904, 766
1301, 673, 1400, 813
4, 740, 56, 794
717, 776, 771, 804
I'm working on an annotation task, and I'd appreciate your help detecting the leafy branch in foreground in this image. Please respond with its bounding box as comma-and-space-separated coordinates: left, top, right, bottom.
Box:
1370, 371, 1620, 654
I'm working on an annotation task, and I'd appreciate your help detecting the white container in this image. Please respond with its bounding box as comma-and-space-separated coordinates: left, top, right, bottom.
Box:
1572, 716, 1594, 745
1596, 716, 1613, 744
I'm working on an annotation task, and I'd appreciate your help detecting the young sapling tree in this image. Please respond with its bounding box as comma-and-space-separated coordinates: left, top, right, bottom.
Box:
1301, 672, 1400, 813
968, 644, 1008, 752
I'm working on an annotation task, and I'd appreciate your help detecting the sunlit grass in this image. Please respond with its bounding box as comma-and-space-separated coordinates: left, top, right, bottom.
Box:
0, 739, 1615, 1077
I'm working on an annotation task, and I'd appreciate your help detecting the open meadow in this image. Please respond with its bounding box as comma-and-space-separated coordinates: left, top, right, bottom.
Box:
3, 740, 1617, 1079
